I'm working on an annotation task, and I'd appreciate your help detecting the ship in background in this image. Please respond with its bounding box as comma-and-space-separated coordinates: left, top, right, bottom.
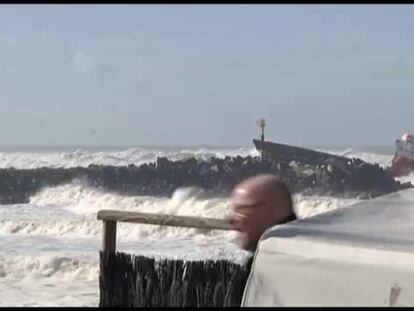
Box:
253, 119, 414, 178
253, 118, 356, 168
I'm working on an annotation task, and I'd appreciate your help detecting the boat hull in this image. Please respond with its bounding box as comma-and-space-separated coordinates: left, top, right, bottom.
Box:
390, 155, 414, 177
252, 139, 348, 165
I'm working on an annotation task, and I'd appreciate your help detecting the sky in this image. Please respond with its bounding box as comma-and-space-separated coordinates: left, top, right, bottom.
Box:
0, 4, 414, 147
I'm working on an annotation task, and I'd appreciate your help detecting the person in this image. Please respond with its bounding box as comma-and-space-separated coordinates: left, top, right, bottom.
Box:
229, 174, 297, 251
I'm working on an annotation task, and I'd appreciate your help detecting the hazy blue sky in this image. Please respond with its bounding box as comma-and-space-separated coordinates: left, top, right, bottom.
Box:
0, 4, 414, 147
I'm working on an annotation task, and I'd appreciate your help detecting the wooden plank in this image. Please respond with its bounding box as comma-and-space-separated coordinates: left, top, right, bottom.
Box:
97, 210, 234, 231
103, 220, 117, 252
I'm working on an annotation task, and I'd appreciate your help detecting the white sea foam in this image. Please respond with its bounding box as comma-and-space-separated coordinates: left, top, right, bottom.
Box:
0, 146, 259, 169
0, 180, 358, 239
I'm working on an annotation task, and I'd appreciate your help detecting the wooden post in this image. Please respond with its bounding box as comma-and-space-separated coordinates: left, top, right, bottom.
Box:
103, 220, 117, 252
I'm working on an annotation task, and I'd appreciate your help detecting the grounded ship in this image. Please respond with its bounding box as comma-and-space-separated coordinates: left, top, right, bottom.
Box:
390, 133, 414, 177
253, 126, 414, 178
252, 138, 348, 165
252, 118, 351, 166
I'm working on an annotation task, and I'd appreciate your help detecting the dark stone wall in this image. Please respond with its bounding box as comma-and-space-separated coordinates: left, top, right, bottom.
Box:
0, 156, 410, 205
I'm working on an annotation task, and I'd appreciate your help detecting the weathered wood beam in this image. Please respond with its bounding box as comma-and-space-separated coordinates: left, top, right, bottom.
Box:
97, 210, 233, 231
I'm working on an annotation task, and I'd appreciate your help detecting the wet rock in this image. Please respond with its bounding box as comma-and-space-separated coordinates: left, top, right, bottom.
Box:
0, 154, 410, 205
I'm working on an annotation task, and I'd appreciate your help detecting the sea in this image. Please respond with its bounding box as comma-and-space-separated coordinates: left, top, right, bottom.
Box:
0, 145, 413, 306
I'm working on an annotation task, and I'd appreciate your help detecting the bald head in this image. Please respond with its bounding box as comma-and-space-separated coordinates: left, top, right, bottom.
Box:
230, 174, 296, 251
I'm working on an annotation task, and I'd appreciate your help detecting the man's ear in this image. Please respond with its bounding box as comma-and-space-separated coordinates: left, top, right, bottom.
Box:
268, 200, 289, 222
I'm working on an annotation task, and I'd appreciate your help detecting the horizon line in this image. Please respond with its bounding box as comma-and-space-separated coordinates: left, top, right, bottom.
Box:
0, 143, 395, 149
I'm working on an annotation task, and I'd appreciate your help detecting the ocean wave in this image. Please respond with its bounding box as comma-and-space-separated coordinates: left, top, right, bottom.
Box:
0, 181, 359, 239
0, 147, 259, 169
0, 254, 98, 281
0, 250, 99, 307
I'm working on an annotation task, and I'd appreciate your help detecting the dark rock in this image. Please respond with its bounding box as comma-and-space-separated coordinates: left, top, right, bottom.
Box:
0, 155, 410, 205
